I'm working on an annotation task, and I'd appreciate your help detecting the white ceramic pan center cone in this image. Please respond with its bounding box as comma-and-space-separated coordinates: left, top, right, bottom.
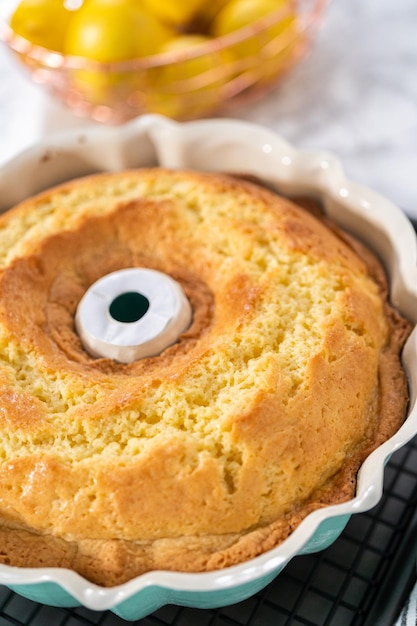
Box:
75, 267, 192, 363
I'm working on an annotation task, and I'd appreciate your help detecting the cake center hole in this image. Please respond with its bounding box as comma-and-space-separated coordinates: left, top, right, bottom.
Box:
109, 291, 150, 323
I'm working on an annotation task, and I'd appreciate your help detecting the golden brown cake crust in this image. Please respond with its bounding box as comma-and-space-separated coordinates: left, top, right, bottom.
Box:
0, 169, 411, 585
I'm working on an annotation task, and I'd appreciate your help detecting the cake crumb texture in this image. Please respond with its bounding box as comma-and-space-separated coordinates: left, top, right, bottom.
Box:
0, 169, 410, 585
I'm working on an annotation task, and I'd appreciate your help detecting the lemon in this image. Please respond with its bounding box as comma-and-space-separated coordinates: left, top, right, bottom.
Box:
157, 34, 233, 86
212, 0, 289, 37
65, 0, 174, 105
65, 0, 174, 62
141, 0, 209, 27
146, 34, 235, 119
10, 0, 73, 52
211, 0, 297, 79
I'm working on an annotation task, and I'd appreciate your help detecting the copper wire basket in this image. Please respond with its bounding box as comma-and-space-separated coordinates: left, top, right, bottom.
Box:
0, 0, 328, 123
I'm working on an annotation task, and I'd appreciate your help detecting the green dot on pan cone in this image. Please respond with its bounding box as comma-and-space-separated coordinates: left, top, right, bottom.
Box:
109, 291, 150, 323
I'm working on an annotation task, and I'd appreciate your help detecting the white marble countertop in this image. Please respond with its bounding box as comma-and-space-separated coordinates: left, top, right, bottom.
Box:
1, 0, 416, 215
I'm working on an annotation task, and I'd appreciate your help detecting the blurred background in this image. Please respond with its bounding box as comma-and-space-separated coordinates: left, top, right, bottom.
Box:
0, 0, 416, 216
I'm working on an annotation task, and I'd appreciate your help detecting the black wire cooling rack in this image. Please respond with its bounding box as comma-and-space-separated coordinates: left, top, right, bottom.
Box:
1, 434, 417, 626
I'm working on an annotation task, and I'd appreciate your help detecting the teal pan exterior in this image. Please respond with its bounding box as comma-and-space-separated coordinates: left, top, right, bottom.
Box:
6, 513, 352, 621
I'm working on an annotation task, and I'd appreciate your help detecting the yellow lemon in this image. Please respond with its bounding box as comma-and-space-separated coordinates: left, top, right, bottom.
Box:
211, 0, 297, 79
141, 0, 209, 27
213, 0, 289, 37
65, 0, 174, 105
146, 34, 236, 119
10, 0, 73, 52
65, 1, 174, 62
